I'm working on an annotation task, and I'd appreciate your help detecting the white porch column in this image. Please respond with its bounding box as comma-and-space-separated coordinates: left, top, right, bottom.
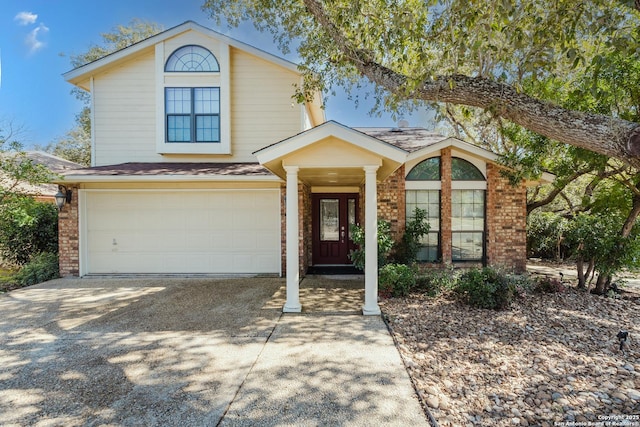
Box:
283, 166, 302, 313
363, 165, 381, 315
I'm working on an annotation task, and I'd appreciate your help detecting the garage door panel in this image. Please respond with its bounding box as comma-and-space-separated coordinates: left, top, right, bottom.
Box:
84, 190, 281, 274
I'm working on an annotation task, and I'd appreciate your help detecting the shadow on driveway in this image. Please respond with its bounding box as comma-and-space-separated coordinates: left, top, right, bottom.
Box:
0, 277, 427, 426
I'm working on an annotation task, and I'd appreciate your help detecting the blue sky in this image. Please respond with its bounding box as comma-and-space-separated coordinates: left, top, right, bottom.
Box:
0, 0, 433, 149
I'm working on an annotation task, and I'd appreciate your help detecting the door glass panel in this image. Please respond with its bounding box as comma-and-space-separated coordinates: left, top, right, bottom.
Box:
347, 198, 356, 241
320, 199, 339, 241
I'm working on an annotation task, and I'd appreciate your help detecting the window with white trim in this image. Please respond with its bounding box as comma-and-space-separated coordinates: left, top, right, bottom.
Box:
406, 157, 441, 261
406, 156, 486, 263
165, 87, 220, 143
451, 158, 485, 261
163, 45, 221, 145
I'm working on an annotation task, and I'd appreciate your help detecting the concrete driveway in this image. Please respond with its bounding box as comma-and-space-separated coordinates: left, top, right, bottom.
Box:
0, 277, 428, 426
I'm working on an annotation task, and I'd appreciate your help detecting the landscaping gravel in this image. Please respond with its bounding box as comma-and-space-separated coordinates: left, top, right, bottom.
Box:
381, 289, 640, 426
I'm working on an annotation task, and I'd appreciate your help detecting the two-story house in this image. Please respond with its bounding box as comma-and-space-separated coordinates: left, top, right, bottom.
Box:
57, 21, 550, 315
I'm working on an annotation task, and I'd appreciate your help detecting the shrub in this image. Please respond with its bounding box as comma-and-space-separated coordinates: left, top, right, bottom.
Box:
392, 208, 430, 265
15, 252, 59, 287
349, 219, 394, 270
0, 197, 58, 266
414, 267, 457, 297
455, 267, 522, 310
527, 211, 569, 260
379, 263, 416, 297
534, 276, 567, 294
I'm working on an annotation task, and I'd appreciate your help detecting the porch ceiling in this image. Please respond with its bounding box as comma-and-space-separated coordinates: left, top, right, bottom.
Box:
297, 167, 366, 186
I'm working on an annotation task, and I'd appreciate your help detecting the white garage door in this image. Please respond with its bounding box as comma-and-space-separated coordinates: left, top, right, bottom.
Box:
83, 189, 281, 275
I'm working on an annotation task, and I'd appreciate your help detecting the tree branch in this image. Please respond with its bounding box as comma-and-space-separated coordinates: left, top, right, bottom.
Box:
302, 0, 640, 167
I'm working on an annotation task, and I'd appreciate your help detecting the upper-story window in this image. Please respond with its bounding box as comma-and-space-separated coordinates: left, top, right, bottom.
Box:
164, 46, 220, 144
165, 45, 220, 72
165, 87, 220, 142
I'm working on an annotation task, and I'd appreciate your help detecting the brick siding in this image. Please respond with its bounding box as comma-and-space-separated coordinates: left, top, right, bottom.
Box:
486, 163, 527, 272
58, 186, 79, 277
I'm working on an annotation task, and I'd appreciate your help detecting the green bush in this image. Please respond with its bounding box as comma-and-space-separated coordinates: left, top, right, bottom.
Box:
14, 252, 59, 287
379, 263, 416, 297
349, 220, 394, 270
414, 267, 458, 297
527, 211, 569, 260
392, 208, 430, 265
0, 198, 58, 266
455, 267, 522, 310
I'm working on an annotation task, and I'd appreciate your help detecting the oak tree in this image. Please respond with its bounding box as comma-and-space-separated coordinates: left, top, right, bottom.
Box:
202, 0, 640, 166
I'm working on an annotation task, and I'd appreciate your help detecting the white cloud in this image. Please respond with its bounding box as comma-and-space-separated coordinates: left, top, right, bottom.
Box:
25, 24, 49, 54
14, 11, 38, 26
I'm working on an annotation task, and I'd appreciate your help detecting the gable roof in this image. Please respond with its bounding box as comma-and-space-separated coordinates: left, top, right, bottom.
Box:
63, 21, 300, 86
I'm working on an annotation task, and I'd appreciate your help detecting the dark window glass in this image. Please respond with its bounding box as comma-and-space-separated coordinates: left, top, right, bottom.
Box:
407, 157, 440, 180
452, 158, 485, 180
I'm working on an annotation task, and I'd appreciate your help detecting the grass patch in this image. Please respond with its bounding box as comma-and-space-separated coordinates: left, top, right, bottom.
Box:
0, 267, 20, 293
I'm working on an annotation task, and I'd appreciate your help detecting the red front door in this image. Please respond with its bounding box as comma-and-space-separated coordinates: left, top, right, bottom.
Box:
312, 194, 359, 265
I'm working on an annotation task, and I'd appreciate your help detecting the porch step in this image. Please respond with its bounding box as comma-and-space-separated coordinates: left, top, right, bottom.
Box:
306, 265, 362, 275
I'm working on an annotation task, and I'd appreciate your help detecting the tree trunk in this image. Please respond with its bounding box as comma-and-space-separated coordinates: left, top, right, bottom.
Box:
591, 274, 613, 295
576, 257, 586, 289
621, 192, 640, 238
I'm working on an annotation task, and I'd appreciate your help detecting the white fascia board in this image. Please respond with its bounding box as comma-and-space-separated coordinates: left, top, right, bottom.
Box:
57, 174, 282, 184
64, 21, 299, 83
406, 137, 500, 163
256, 121, 407, 164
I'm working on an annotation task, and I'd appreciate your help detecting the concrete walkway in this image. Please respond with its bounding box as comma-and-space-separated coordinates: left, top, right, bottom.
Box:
0, 276, 428, 426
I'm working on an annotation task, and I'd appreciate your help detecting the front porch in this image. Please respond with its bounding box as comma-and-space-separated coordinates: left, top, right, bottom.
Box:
255, 121, 406, 315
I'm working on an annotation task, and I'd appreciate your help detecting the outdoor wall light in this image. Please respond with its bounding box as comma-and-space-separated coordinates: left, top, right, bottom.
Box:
55, 185, 73, 212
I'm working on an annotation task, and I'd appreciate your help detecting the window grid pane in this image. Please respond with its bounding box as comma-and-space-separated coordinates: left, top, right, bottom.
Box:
194, 88, 220, 114
167, 115, 191, 142
166, 88, 191, 114
406, 190, 440, 262
196, 115, 220, 142
165, 45, 220, 72
407, 157, 441, 180
165, 87, 220, 143
451, 189, 485, 261
452, 157, 485, 180
452, 232, 484, 260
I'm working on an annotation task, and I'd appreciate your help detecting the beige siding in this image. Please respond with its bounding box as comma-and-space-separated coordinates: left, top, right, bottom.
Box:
92, 31, 306, 165
93, 52, 159, 166
230, 47, 302, 160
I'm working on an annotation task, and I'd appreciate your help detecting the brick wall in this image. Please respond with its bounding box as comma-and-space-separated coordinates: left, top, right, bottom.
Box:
440, 148, 453, 263
58, 186, 79, 277
280, 182, 311, 278
486, 163, 527, 272
299, 182, 312, 275
377, 165, 406, 242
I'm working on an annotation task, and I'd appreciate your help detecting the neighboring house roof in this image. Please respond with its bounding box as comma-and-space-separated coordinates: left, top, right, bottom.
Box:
59, 162, 278, 183
26, 151, 84, 173
2, 151, 82, 198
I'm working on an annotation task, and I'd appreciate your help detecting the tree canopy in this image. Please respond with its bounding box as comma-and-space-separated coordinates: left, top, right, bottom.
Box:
202, 0, 640, 167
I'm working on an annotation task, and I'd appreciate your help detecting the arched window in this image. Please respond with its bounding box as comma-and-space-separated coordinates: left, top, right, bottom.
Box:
406, 157, 440, 180
451, 157, 485, 261
452, 157, 485, 180
165, 45, 219, 72
406, 157, 441, 261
